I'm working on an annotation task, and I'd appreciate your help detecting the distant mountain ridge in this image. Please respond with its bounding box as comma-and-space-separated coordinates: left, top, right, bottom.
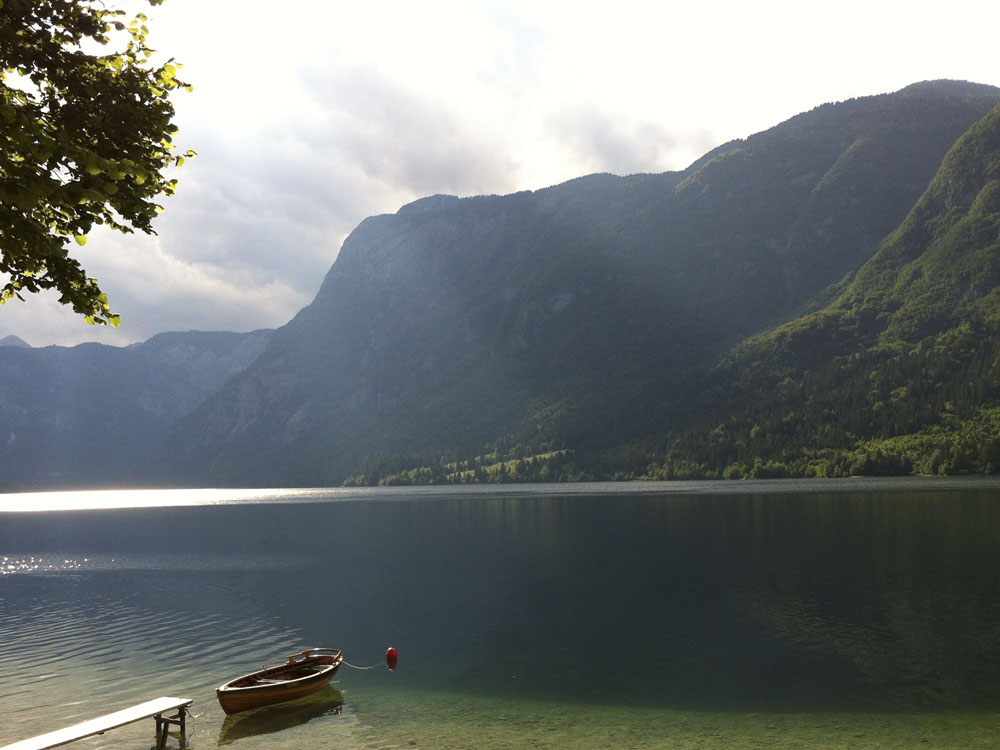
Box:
2, 80, 999, 490
0, 329, 272, 488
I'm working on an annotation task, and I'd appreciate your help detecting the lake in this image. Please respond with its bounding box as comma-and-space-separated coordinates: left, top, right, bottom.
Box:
2, 478, 1000, 749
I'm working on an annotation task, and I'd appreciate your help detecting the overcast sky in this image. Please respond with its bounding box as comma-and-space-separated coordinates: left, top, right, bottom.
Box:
3, 0, 999, 347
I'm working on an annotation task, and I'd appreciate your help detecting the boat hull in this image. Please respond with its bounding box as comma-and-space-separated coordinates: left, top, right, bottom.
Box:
216, 648, 344, 715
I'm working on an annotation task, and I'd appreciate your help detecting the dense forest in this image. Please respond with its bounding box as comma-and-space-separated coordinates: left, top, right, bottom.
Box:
650, 101, 1000, 481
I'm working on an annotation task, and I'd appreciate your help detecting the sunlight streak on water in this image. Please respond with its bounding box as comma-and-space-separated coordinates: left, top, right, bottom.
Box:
0, 555, 87, 574
5, 475, 1000, 513
0, 487, 320, 512
0, 553, 298, 575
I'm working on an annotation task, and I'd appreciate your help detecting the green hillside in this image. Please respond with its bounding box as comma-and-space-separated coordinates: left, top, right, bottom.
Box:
645, 100, 1000, 480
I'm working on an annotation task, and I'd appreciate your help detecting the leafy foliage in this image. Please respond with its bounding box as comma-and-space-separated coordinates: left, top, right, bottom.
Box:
0, 0, 193, 324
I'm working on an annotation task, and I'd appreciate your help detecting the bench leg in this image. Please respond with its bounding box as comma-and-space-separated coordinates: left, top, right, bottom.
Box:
154, 708, 188, 749
178, 708, 187, 748
155, 715, 166, 750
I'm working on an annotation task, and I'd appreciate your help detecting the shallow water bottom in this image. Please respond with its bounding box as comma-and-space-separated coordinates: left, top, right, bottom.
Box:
214, 687, 1000, 750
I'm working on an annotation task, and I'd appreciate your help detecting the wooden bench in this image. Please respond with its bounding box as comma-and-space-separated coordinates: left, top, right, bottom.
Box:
1, 696, 193, 750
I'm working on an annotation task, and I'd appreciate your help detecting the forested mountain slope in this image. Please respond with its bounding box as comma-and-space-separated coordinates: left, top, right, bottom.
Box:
648, 97, 1000, 479
165, 81, 1000, 486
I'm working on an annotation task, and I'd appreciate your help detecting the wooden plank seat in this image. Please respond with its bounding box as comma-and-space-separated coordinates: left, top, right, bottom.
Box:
1, 696, 193, 750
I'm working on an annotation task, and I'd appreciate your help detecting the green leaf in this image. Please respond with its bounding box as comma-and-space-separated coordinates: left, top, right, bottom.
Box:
0, 0, 181, 325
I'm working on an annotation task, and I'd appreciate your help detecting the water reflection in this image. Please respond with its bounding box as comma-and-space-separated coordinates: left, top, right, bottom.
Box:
3, 485, 1000, 748
432, 490, 1000, 711
217, 686, 344, 745
721, 491, 1000, 710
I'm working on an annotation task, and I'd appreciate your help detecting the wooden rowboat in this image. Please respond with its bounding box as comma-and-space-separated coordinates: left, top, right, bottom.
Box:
216, 648, 344, 715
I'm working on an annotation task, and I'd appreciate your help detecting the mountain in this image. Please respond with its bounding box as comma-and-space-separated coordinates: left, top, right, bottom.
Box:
0, 335, 29, 348
4, 81, 997, 490
0, 329, 272, 489
164, 80, 1000, 486
651, 92, 1000, 479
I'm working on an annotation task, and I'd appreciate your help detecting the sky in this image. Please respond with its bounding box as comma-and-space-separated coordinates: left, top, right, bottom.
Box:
3, 0, 999, 348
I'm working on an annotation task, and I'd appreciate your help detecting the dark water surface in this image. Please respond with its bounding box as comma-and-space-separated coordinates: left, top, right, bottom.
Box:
3, 479, 1000, 748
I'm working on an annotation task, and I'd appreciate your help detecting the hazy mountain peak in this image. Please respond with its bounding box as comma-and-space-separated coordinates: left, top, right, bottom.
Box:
397, 194, 461, 214
896, 79, 1000, 98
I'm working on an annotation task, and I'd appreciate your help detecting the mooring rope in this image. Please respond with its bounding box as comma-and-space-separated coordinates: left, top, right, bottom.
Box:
342, 660, 381, 670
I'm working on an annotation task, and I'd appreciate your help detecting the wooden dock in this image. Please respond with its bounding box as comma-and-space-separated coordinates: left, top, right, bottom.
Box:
1, 696, 193, 750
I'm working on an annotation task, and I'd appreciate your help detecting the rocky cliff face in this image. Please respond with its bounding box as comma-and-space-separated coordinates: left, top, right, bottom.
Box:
167, 81, 1000, 486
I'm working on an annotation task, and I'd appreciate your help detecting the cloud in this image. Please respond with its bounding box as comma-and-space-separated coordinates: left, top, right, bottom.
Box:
544, 106, 720, 176
0, 225, 313, 348
3, 0, 999, 348
302, 65, 524, 197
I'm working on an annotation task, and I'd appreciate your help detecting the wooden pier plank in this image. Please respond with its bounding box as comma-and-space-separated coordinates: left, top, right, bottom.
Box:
1, 697, 193, 750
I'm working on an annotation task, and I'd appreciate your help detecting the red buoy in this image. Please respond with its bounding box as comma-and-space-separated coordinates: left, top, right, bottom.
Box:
386, 646, 398, 671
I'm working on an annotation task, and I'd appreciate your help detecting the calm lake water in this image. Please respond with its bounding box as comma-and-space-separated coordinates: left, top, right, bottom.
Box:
3, 478, 1000, 749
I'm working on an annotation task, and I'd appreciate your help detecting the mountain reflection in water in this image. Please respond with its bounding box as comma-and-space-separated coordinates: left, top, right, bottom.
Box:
3, 481, 1000, 749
